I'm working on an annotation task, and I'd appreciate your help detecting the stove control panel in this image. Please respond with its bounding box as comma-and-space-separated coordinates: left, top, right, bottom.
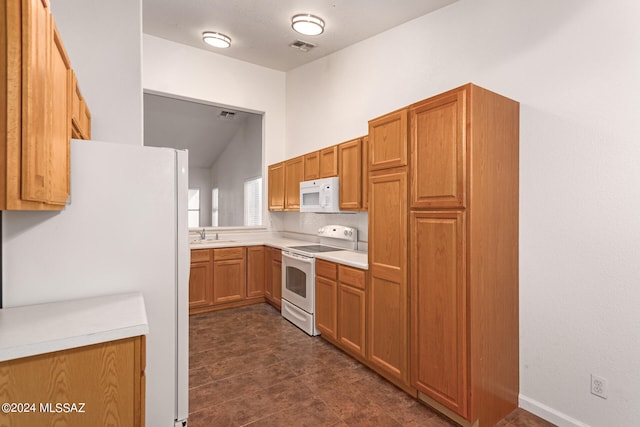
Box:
318, 225, 357, 242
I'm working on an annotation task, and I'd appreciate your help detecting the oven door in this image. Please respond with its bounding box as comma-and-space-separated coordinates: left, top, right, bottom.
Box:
281, 251, 315, 313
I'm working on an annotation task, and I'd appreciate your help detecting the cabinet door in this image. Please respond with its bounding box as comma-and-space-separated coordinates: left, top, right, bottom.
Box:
271, 250, 282, 305
338, 138, 362, 210
48, 24, 71, 205
268, 162, 285, 211
213, 253, 246, 304
247, 246, 265, 298
189, 249, 212, 309
338, 284, 366, 358
368, 109, 408, 171
0, 336, 145, 427
361, 136, 369, 210
21, 0, 51, 203
368, 168, 409, 387
410, 210, 467, 417
319, 145, 338, 178
315, 275, 337, 340
264, 246, 274, 299
304, 151, 320, 180
410, 89, 466, 208
284, 156, 304, 211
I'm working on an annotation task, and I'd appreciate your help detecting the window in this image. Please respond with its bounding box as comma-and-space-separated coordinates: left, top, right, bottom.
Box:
188, 189, 200, 228
211, 188, 219, 227
244, 177, 262, 226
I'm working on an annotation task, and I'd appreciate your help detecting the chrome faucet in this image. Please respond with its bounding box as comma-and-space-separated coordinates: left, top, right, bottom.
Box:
199, 228, 206, 240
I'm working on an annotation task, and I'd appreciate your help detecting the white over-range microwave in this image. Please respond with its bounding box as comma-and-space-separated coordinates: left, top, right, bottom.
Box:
300, 177, 341, 213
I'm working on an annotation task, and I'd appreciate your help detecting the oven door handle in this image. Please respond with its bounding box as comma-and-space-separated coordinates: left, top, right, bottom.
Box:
282, 250, 314, 263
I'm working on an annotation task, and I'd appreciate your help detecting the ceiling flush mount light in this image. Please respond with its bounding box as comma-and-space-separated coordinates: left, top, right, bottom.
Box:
202, 32, 231, 48
292, 14, 325, 36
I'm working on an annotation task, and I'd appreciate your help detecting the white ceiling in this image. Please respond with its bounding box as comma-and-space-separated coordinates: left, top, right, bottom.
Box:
143, 94, 258, 168
142, 0, 458, 167
142, 0, 458, 72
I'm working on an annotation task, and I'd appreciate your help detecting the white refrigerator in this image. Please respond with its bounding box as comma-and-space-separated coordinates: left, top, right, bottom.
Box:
2, 139, 190, 426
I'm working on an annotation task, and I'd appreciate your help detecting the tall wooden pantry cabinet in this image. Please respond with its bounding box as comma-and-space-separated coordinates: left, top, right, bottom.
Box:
409, 84, 519, 427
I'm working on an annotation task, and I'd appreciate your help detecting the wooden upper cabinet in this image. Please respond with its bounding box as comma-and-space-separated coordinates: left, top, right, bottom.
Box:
338, 138, 362, 210
20, 0, 52, 205
70, 70, 91, 140
303, 151, 320, 181
48, 24, 71, 205
368, 109, 408, 171
284, 155, 304, 211
361, 136, 369, 210
1, 0, 88, 210
410, 88, 466, 209
268, 162, 285, 211
319, 145, 338, 178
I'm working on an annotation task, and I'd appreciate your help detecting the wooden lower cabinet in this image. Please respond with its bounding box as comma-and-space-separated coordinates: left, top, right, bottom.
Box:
212, 248, 246, 304
410, 211, 467, 416
337, 265, 366, 358
0, 336, 146, 427
315, 259, 367, 362
246, 246, 265, 298
189, 246, 267, 315
189, 249, 213, 309
315, 259, 338, 340
265, 247, 282, 310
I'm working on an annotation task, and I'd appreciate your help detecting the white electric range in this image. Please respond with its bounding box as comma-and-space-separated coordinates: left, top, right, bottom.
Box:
281, 225, 358, 336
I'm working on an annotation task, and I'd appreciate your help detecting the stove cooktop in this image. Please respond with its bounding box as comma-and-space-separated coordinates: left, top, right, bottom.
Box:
288, 245, 344, 253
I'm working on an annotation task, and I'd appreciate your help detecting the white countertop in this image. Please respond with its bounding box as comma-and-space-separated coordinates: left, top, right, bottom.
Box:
0, 292, 149, 362
190, 237, 368, 269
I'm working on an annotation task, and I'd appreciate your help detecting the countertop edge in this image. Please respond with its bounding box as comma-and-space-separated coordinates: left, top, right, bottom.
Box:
0, 292, 149, 363
191, 238, 368, 270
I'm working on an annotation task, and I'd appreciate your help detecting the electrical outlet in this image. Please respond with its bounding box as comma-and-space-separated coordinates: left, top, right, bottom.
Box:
591, 374, 608, 399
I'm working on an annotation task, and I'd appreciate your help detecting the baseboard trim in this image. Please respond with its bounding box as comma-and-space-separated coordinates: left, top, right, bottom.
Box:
519, 394, 590, 427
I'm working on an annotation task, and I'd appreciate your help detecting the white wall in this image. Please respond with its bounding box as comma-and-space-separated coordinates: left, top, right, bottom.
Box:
285, 0, 640, 426
143, 34, 285, 229
49, 0, 143, 145
189, 167, 212, 227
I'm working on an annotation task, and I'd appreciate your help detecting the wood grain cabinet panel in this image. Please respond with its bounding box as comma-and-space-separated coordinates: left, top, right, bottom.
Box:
319, 145, 338, 178
361, 136, 369, 210
337, 265, 366, 358
1, 0, 89, 210
408, 84, 520, 427
368, 109, 408, 171
315, 275, 337, 340
265, 247, 282, 310
268, 162, 285, 211
304, 151, 320, 180
367, 168, 410, 391
284, 156, 304, 211
247, 246, 265, 298
0, 336, 146, 427
189, 249, 212, 309
213, 248, 246, 304
410, 211, 467, 416
410, 89, 466, 209
338, 138, 362, 210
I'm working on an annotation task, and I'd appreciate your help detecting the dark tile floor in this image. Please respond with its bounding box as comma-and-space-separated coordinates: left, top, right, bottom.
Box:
189, 303, 555, 427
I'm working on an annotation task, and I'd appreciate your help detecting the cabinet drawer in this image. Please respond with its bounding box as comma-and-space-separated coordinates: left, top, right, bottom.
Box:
191, 249, 211, 263
338, 265, 366, 290
270, 247, 282, 262
316, 259, 337, 280
215, 247, 245, 261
